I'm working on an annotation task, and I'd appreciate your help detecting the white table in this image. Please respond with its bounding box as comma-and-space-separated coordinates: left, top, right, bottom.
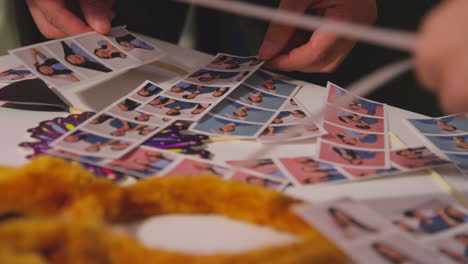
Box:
1, 37, 467, 255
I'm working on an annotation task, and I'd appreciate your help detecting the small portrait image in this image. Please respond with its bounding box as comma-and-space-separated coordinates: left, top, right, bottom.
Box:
53, 129, 133, 158
294, 198, 392, 242
163, 158, 232, 179
210, 98, 276, 123
278, 157, 348, 185
106, 147, 177, 178
185, 69, 250, 86
388, 199, 468, 238
446, 153, 468, 170
428, 228, 468, 264
245, 70, 299, 97
83, 114, 158, 141
325, 105, 385, 133
271, 110, 308, 125
206, 54, 262, 71
166, 81, 230, 102
129, 82, 163, 102
327, 83, 384, 117
107, 27, 161, 62
12, 47, 82, 87
228, 84, 287, 110
348, 233, 438, 264
107, 100, 172, 126
391, 147, 451, 169
322, 122, 386, 149
226, 159, 287, 179
426, 134, 468, 153
46, 40, 112, 78
258, 123, 323, 143
230, 171, 286, 191
0, 65, 35, 83
74, 32, 139, 70
318, 141, 388, 167
407, 115, 468, 135
283, 98, 300, 111
191, 114, 263, 137
340, 167, 401, 179
139, 96, 210, 120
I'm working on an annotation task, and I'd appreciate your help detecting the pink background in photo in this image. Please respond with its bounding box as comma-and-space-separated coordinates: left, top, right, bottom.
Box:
106, 147, 168, 173
327, 84, 384, 117
325, 105, 385, 133
279, 157, 342, 184
323, 122, 385, 149
341, 167, 394, 178
230, 171, 282, 190
165, 159, 227, 178
319, 141, 387, 167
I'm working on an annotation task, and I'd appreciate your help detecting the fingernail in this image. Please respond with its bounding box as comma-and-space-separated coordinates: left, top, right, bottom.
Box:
90, 17, 111, 34
259, 39, 275, 59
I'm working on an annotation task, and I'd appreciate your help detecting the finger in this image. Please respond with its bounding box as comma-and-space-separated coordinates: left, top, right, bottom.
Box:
26, 0, 67, 39
265, 30, 355, 72
79, 0, 115, 35
30, 0, 92, 36
258, 0, 312, 60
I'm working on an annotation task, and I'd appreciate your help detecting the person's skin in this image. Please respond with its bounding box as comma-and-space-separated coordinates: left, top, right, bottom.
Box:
220, 123, 236, 133
392, 220, 416, 233
245, 176, 267, 187
135, 114, 150, 122
263, 79, 276, 90
66, 54, 86, 65
415, 0, 468, 113
191, 105, 207, 114
455, 234, 468, 246
26, 0, 114, 39
248, 93, 263, 103
374, 243, 411, 263
453, 137, 468, 149
233, 106, 249, 117
291, 111, 306, 118
436, 120, 457, 132
259, 0, 377, 73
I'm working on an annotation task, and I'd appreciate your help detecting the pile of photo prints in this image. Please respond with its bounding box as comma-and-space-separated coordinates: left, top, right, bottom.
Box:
295, 197, 468, 264
406, 114, 468, 176
9, 26, 164, 94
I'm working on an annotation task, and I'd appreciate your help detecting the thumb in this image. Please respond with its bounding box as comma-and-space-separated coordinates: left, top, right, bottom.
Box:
79, 0, 114, 34
258, 0, 311, 60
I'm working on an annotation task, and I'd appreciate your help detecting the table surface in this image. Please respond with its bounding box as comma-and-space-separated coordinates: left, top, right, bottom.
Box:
1, 36, 467, 255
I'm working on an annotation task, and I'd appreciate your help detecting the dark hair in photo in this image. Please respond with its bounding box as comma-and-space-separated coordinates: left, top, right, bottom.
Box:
35, 58, 72, 76
328, 207, 377, 232
61, 41, 112, 73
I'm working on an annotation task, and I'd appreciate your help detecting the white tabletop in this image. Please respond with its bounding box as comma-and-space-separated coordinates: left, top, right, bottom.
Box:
1, 37, 467, 255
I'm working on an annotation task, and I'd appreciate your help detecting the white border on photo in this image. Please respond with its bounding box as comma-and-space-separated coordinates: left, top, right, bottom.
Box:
257, 123, 326, 144
226, 167, 289, 192
208, 97, 278, 125
189, 113, 266, 139
183, 68, 254, 87
163, 80, 232, 104
0, 64, 36, 83
244, 70, 302, 99
159, 155, 235, 180
226, 84, 290, 111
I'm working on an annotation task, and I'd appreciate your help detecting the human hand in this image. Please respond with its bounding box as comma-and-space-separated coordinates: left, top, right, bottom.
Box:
26, 0, 115, 39
415, 0, 468, 113
259, 0, 377, 72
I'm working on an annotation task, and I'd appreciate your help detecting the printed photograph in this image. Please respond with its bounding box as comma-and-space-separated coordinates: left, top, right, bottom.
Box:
106, 147, 177, 177
166, 81, 230, 102
209, 98, 276, 123
391, 147, 451, 169
12, 46, 82, 88
230, 171, 285, 190
259, 123, 323, 142
388, 199, 468, 238
348, 233, 438, 264
74, 32, 139, 70
206, 54, 262, 71
325, 105, 386, 133
294, 198, 392, 242
318, 141, 388, 167
185, 69, 250, 86
0, 65, 35, 83
283, 98, 300, 111
46, 40, 112, 79
446, 153, 468, 170
163, 158, 232, 179
83, 114, 158, 141
322, 122, 386, 149
106, 27, 161, 62
191, 114, 263, 137
340, 167, 401, 178
244, 70, 299, 97
129, 82, 164, 103
107, 100, 172, 126
53, 129, 133, 158
427, 228, 468, 264
228, 84, 287, 110
407, 115, 468, 135
327, 83, 385, 117
278, 157, 349, 185
138, 96, 210, 120
226, 158, 287, 179
271, 110, 308, 125
426, 134, 468, 153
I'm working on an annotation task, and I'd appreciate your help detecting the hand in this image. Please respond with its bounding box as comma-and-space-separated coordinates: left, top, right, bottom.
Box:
415, 0, 468, 113
259, 0, 377, 73
26, 0, 115, 39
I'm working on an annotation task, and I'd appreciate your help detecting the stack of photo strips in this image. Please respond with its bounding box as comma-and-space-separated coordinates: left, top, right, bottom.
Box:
406, 114, 468, 176
295, 197, 468, 264
9, 26, 164, 98
191, 69, 325, 140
